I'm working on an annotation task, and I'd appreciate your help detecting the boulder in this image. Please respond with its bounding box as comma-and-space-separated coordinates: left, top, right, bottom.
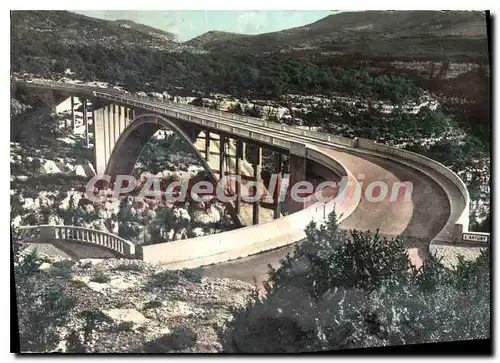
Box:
74, 165, 87, 177
173, 207, 191, 223
191, 227, 204, 238
38, 262, 52, 271
193, 205, 220, 225
65, 163, 76, 172
39, 159, 62, 175
102, 308, 149, 326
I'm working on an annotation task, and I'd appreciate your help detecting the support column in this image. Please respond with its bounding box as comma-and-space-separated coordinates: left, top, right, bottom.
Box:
44, 90, 57, 114
124, 107, 131, 128
82, 99, 89, 147
288, 147, 307, 213
118, 106, 125, 134
274, 152, 282, 219
93, 108, 107, 175
70, 96, 75, 131
219, 135, 226, 179
115, 105, 120, 143
235, 140, 243, 215
102, 105, 110, 164
205, 131, 211, 162
128, 108, 135, 120
106, 105, 113, 158
242, 142, 247, 161
111, 104, 117, 151
252, 146, 262, 225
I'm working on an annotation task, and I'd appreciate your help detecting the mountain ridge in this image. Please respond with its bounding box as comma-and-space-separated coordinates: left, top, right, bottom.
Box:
186, 10, 487, 60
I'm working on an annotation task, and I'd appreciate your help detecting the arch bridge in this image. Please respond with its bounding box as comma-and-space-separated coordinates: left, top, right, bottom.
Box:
13, 80, 484, 270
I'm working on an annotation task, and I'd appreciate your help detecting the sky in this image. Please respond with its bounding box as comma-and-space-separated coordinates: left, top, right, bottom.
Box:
73, 10, 336, 42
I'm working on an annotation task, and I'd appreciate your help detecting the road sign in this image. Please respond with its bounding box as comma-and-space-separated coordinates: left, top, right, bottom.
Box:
462, 233, 489, 243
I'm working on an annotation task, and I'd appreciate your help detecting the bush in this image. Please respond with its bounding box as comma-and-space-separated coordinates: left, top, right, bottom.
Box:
15, 249, 77, 352
113, 262, 144, 272
221, 211, 491, 352
142, 326, 198, 352
146, 270, 180, 289
89, 271, 111, 284
143, 300, 163, 310
179, 268, 203, 284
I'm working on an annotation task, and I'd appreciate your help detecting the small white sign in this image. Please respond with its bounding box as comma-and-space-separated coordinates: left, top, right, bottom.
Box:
462, 233, 489, 243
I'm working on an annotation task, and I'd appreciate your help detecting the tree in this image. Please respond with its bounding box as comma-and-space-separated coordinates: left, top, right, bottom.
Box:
189, 97, 204, 107
227, 103, 243, 115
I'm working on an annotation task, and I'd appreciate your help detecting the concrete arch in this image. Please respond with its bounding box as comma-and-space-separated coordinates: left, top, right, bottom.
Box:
105, 113, 243, 227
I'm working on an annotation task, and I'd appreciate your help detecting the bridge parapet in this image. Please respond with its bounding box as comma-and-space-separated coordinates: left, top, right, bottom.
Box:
17, 225, 136, 258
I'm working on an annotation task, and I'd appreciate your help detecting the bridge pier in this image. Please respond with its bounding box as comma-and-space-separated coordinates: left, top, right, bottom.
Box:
82, 99, 89, 147
106, 105, 114, 157
93, 107, 107, 175
204, 131, 211, 162
274, 152, 283, 219
70, 96, 75, 131
235, 140, 243, 215
288, 144, 308, 213
251, 146, 262, 225
219, 135, 226, 179
92, 104, 133, 175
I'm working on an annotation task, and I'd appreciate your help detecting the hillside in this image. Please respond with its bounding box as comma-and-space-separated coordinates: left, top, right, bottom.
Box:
10, 10, 199, 69
191, 10, 488, 62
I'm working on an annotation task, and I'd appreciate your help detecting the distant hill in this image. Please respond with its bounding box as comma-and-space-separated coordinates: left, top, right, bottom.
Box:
113, 19, 177, 41
10, 11, 180, 53
185, 30, 249, 48
189, 10, 488, 62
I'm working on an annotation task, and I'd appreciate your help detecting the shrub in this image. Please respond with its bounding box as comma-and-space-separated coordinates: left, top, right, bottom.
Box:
89, 271, 111, 284
15, 248, 77, 352
146, 270, 180, 289
115, 321, 135, 332
143, 300, 163, 310
143, 326, 198, 352
222, 211, 491, 352
180, 268, 203, 284
113, 262, 144, 272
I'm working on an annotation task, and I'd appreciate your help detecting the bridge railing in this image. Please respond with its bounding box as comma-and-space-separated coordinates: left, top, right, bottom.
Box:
17, 224, 136, 257
94, 88, 357, 147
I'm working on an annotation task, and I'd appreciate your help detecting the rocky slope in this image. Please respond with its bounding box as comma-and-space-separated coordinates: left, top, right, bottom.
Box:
15, 250, 255, 353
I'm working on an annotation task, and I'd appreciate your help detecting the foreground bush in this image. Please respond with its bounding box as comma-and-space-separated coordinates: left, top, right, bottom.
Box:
222, 211, 490, 352
14, 247, 77, 352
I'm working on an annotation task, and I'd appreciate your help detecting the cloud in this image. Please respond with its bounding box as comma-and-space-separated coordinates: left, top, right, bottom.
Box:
236, 11, 266, 34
